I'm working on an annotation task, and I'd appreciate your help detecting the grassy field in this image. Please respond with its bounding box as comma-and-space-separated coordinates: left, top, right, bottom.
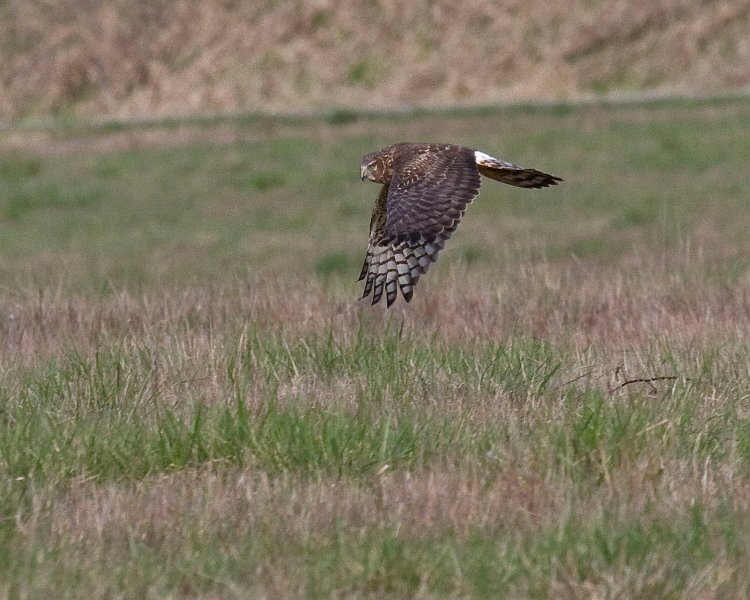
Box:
1, 97, 750, 598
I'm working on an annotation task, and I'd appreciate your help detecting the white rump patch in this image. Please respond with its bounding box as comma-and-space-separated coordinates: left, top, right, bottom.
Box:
474, 150, 518, 170
474, 150, 497, 166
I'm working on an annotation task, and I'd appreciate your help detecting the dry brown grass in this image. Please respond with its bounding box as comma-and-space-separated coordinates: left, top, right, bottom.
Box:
3, 257, 748, 363
2, 0, 750, 122
48, 466, 555, 544
40, 454, 750, 564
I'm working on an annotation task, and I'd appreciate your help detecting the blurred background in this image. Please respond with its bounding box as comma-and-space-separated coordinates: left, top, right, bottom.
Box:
1, 0, 750, 293
2, 0, 749, 124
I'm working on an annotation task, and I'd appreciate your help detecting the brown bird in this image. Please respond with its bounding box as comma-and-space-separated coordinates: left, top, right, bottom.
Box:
358, 142, 562, 307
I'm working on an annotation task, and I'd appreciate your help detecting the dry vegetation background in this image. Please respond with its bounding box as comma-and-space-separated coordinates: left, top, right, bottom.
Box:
2, 0, 750, 122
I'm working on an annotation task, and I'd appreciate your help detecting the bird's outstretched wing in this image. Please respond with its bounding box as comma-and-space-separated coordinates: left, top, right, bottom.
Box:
359, 144, 481, 306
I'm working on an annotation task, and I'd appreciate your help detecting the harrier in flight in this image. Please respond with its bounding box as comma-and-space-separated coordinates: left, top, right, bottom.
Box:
358, 142, 561, 306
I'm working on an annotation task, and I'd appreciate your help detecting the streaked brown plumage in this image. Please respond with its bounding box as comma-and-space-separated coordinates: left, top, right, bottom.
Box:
358, 142, 562, 307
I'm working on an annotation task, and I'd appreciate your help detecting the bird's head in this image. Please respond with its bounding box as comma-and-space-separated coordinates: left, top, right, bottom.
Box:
360, 151, 386, 183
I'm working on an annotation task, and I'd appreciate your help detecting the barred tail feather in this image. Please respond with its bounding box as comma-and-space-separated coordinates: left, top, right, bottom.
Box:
474, 150, 562, 189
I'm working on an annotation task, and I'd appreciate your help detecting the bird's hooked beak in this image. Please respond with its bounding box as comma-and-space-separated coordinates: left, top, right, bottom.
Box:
360, 165, 367, 181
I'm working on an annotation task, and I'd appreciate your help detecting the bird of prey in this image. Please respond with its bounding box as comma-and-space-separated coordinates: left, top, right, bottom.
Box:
358, 142, 561, 307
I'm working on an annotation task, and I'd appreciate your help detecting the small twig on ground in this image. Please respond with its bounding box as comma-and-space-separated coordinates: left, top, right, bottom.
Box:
614, 375, 678, 389
607, 365, 691, 395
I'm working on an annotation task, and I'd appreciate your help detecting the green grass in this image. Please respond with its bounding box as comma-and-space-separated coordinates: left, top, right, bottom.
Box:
2, 97, 750, 290
1, 97, 750, 598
